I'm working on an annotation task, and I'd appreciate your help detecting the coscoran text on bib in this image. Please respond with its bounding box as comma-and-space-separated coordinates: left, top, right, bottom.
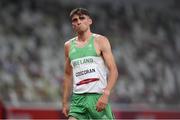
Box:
76, 68, 95, 77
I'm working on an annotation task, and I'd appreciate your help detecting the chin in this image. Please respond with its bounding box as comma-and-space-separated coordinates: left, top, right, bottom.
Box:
77, 31, 84, 34
75, 27, 87, 33
77, 29, 85, 33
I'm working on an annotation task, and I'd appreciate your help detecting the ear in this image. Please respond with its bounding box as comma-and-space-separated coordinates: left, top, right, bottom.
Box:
88, 18, 92, 25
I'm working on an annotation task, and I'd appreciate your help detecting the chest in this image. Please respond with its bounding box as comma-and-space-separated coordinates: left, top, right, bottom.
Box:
69, 42, 96, 60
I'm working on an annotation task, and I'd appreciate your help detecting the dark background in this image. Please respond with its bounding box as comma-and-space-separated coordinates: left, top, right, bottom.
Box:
0, 0, 180, 111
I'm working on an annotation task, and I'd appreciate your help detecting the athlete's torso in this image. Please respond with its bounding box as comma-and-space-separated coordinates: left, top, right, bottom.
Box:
69, 33, 108, 94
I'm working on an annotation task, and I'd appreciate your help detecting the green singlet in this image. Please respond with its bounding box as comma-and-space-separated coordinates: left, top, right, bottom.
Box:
68, 34, 114, 119
69, 93, 114, 119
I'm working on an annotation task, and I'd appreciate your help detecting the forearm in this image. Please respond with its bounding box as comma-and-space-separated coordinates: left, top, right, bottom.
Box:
62, 75, 72, 105
96, 68, 118, 112
104, 68, 118, 95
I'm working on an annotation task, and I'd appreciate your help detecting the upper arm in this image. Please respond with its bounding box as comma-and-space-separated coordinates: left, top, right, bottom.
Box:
64, 41, 72, 77
98, 36, 117, 71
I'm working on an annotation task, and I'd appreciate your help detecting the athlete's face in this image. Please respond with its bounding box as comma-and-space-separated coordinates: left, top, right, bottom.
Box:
71, 14, 92, 33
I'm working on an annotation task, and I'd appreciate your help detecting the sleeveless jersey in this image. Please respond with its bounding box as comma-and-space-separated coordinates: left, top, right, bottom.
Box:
69, 34, 108, 94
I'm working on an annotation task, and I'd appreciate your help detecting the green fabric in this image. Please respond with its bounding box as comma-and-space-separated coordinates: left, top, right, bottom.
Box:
69, 35, 98, 61
68, 93, 114, 119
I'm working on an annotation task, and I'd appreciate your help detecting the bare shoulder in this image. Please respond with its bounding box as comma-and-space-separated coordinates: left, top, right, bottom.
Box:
93, 33, 109, 42
64, 38, 72, 47
93, 34, 111, 51
64, 40, 70, 49
64, 37, 76, 49
64, 37, 76, 56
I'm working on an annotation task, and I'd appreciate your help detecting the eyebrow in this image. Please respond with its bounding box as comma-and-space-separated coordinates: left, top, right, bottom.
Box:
79, 16, 85, 19
72, 15, 86, 22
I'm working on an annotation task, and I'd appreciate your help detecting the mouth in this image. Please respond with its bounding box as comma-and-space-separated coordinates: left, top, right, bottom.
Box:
75, 25, 82, 31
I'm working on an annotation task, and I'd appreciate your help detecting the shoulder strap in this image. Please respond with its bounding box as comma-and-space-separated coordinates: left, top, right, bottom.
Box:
89, 34, 95, 45
70, 37, 76, 49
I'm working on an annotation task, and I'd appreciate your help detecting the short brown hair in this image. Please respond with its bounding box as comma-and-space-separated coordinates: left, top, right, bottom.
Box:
70, 8, 91, 19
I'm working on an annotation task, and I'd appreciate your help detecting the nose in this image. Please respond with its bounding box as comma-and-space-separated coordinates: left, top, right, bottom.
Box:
77, 19, 81, 25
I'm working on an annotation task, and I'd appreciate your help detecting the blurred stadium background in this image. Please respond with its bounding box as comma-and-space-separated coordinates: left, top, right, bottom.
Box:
0, 0, 180, 119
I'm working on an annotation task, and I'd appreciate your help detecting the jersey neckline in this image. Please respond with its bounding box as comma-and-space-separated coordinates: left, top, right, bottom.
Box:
73, 34, 93, 49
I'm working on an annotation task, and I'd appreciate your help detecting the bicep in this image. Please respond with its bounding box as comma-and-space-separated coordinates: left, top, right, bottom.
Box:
64, 43, 72, 77
64, 57, 72, 76
100, 38, 116, 70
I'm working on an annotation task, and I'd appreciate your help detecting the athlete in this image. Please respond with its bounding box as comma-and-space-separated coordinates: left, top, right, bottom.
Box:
62, 8, 118, 119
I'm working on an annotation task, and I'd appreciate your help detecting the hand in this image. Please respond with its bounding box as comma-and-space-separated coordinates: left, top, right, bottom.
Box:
62, 103, 69, 117
96, 94, 109, 112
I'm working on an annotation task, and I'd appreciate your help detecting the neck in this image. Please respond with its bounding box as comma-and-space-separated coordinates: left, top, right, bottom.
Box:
77, 29, 92, 42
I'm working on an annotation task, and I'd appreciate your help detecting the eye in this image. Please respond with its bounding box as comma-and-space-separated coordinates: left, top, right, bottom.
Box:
79, 16, 85, 20
72, 18, 78, 22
